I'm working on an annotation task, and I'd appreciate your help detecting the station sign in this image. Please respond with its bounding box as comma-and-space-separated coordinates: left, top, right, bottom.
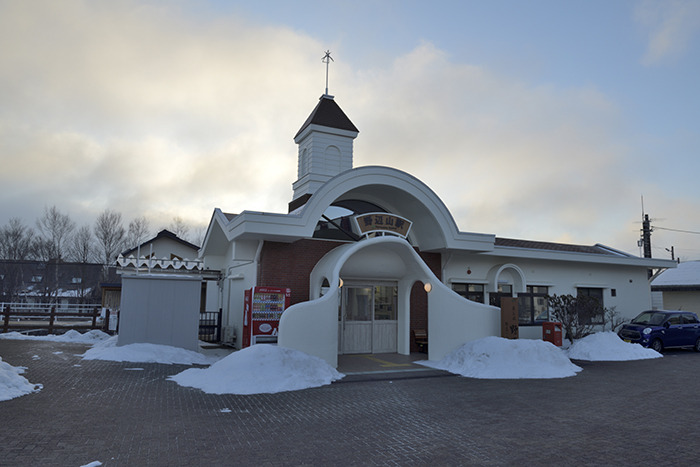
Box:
353, 213, 412, 239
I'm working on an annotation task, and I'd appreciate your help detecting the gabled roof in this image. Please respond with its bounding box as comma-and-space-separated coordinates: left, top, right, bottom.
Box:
121, 229, 199, 257
294, 95, 359, 138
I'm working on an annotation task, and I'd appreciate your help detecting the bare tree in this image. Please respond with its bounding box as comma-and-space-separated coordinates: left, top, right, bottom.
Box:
191, 225, 206, 247
35, 205, 76, 260
125, 216, 151, 251
547, 294, 606, 344
168, 216, 190, 241
94, 209, 126, 267
69, 225, 94, 263
0, 217, 36, 260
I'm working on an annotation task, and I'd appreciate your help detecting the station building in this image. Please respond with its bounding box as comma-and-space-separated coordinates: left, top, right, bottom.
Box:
200, 94, 675, 368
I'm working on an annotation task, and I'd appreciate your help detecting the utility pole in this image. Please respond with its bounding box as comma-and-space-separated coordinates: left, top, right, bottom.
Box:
641, 214, 652, 259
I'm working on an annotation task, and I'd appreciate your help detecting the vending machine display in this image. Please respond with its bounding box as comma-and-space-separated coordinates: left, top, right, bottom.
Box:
242, 286, 291, 347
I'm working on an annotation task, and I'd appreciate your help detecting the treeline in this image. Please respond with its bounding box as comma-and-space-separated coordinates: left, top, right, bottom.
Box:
0, 205, 202, 265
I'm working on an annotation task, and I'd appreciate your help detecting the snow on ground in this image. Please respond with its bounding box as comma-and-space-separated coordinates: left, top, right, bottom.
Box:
168, 344, 344, 395
565, 331, 662, 361
0, 329, 111, 344
418, 336, 582, 379
0, 356, 41, 401
81, 336, 217, 365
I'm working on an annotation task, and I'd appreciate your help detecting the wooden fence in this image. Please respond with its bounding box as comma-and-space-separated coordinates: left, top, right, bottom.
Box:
1, 302, 103, 335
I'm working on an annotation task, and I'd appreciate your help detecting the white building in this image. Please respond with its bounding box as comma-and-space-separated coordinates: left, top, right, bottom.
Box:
200, 94, 676, 367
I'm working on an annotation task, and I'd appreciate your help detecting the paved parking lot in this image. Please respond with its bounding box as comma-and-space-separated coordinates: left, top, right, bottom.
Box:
1, 339, 699, 467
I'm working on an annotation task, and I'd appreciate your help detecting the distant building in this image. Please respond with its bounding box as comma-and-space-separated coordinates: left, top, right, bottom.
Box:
0, 260, 108, 306
651, 261, 700, 314
199, 93, 676, 368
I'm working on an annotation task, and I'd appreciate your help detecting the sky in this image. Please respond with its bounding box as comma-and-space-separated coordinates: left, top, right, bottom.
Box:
0, 0, 699, 260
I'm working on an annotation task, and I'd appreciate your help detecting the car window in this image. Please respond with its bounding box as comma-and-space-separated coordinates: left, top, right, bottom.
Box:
682, 314, 699, 324
632, 312, 655, 324
648, 313, 666, 325
667, 314, 681, 325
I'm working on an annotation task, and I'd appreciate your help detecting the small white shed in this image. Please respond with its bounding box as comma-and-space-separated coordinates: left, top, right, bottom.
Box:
119, 274, 202, 351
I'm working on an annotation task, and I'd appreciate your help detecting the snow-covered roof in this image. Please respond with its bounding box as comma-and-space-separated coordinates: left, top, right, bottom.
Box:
651, 261, 700, 288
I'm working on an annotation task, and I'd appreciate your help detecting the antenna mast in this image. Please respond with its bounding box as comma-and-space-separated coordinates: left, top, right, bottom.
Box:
322, 50, 334, 96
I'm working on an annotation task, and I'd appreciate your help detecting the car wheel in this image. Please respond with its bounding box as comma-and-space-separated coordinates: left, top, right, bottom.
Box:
694, 338, 700, 353
651, 339, 663, 353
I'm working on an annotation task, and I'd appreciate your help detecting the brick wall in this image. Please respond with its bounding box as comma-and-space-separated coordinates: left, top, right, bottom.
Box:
257, 239, 344, 306
409, 251, 442, 352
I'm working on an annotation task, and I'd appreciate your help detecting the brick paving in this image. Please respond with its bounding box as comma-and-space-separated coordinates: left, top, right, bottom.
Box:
1, 339, 699, 466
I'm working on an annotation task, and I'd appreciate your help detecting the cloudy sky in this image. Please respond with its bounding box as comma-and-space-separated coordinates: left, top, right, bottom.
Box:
1, 0, 699, 260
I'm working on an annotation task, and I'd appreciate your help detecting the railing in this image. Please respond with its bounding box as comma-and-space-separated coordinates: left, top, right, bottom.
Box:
1, 302, 102, 335
199, 309, 222, 343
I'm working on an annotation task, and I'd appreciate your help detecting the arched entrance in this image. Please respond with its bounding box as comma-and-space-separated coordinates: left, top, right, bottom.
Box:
279, 235, 501, 368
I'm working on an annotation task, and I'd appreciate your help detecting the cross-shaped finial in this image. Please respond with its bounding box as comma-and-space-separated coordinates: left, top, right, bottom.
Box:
322, 50, 334, 95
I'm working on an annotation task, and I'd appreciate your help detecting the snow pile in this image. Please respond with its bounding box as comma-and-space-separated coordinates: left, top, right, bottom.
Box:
81, 336, 212, 365
418, 336, 582, 379
0, 329, 111, 344
0, 356, 41, 401
566, 331, 662, 361
168, 344, 344, 394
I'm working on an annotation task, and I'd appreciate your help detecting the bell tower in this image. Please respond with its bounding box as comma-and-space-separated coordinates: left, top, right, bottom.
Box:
290, 94, 359, 211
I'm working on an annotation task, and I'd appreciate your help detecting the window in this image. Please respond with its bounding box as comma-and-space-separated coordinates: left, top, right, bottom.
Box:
452, 283, 485, 303
489, 284, 512, 307
683, 314, 699, 324
577, 288, 604, 324
71, 277, 82, 284
518, 286, 549, 325
31, 275, 43, 283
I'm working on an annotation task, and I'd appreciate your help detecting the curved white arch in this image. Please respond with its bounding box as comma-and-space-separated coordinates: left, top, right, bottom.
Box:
485, 263, 527, 294
297, 166, 494, 251
279, 235, 501, 367
220, 166, 494, 252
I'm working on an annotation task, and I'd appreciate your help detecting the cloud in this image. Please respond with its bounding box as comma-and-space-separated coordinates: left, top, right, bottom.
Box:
635, 0, 700, 65
0, 2, 697, 260
0, 0, 320, 229
344, 43, 637, 243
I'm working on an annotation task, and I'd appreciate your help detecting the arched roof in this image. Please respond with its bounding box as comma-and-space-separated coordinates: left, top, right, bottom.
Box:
203, 166, 495, 253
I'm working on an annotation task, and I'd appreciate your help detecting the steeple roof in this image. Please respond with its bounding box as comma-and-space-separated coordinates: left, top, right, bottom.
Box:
294, 95, 359, 139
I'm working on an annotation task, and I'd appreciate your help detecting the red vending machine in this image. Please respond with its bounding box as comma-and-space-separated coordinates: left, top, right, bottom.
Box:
242, 286, 291, 348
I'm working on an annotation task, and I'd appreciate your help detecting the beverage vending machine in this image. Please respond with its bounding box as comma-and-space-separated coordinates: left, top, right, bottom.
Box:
242, 286, 291, 347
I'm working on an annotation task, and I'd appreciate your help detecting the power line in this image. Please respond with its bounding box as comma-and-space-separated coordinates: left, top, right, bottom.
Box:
654, 226, 700, 235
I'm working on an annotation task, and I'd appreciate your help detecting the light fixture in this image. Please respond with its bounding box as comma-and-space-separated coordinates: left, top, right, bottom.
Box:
339, 278, 344, 288
424, 283, 432, 293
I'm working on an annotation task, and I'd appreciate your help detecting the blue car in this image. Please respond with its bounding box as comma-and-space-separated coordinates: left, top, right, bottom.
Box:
618, 310, 700, 352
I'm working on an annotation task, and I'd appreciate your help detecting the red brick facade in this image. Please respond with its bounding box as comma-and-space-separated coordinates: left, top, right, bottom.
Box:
257, 238, 442, 353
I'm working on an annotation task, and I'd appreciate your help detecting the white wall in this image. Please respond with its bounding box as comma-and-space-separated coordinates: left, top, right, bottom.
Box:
119, 274, 201, 351
445, 253, 654, 322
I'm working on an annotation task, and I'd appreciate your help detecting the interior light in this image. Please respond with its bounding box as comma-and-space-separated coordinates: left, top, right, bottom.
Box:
424, 283, 432, 293
339, 278, 344, 288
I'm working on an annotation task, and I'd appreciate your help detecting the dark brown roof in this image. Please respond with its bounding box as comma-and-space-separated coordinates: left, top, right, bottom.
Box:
223, 212, 238, 222
294, 95, 359, 138
495, 237, 618, 256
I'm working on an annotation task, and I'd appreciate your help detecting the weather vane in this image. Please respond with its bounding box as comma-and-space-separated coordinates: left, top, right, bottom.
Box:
322, 50, 334, 95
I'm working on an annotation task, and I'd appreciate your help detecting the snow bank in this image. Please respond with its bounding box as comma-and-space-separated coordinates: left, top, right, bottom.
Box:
0, 356, 41, 402
168, 344, 344, 394
0, 329, 110, 344
81, 336, 212, 365
566, 331, 662, 361
418, 336, 582, 379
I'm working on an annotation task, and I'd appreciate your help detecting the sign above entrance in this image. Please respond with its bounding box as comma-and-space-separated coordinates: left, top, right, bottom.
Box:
353, 213, 412, 239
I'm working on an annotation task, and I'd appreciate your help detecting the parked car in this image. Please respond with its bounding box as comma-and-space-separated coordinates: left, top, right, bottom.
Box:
618, 310, 700, 352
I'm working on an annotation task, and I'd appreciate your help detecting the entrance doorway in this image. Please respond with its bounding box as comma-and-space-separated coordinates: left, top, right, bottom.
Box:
339, 284, 398, 354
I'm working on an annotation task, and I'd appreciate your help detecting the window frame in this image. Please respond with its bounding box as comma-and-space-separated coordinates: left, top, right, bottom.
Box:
517, 286, 549, 326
